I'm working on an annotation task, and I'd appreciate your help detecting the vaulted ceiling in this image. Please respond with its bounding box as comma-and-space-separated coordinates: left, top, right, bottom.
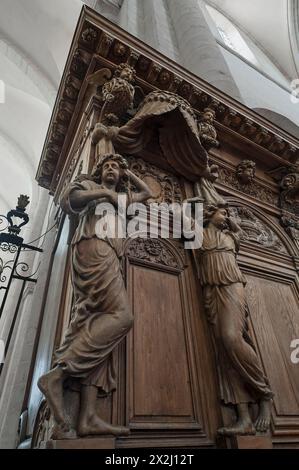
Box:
207, 0, 299, 80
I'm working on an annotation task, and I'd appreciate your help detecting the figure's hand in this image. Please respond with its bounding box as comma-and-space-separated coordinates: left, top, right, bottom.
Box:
124, 169, 133, 179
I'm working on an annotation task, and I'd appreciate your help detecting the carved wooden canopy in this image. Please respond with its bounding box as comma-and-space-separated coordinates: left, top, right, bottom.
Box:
36, 6, 299, 195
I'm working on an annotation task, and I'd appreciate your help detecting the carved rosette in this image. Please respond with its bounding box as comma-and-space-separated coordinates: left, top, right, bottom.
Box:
126, 238, 181, 269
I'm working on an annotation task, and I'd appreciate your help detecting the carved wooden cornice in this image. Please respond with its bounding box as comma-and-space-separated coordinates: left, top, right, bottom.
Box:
36, 6, 299, 193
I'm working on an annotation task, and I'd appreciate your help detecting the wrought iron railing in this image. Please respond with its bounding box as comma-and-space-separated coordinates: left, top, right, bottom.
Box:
0, 195, 43, 375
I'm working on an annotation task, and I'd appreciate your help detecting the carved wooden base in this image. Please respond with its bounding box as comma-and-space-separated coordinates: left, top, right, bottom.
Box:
41, 437, 116, 449
231, 435, 273, 449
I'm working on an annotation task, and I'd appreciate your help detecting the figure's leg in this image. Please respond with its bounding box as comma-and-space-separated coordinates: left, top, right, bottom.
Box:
255, 398, 272, 432
77, 384, 130, 436
218, 404, 255, 436
219, 284, 273, 402
38, 366, 76, 438
38, 366, 66, 426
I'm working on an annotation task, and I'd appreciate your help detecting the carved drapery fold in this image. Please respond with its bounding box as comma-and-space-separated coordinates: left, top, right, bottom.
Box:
115, 90, 209, 181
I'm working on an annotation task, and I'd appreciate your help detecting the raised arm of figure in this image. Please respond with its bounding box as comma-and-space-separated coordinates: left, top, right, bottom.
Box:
125, 169, 153, 204
227, 216, 242, 235
70, 187, 114, 211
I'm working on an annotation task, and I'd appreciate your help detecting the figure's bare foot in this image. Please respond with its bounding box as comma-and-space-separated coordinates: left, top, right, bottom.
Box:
255, 399, 271, 432
218, 420, 256, 436
37, 367, 66, 427
78, 414, 130, 437
50, 423, 77, 440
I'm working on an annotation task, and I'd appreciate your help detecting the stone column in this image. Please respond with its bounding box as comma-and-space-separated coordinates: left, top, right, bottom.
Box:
119, 0, 143, 39
166, 0, 242, 101
120, 0, 180, 63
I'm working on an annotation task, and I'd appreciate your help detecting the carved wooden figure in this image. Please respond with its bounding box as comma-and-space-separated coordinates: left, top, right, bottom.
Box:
199, 204, 274, 436
37, 153, 152, 439
198, 107, 219, 150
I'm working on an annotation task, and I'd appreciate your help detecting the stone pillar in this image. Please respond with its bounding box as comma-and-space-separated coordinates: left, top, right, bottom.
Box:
119, 0, 143, 39
166, 0, 242, 101
120, 0, 180, 62
141, 0, 180, 62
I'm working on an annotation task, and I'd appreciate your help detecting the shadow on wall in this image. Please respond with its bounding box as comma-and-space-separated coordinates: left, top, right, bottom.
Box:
254, 108, 299, 140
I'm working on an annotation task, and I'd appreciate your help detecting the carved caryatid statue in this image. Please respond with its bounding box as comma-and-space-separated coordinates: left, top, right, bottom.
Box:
38, 153, 152, 439
194, 164, 274, 436
199, 203, 274, 436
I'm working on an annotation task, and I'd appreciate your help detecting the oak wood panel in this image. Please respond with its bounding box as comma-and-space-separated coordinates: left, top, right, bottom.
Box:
130, 265, 193, 418
246, 276, 299, 415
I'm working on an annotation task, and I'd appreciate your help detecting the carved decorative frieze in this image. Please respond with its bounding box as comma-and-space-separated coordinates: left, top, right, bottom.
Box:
218, 166, 278, 206
230, 206, 286, 253
81, 26, 98, 48
97, 32, 114, 57
113, 41, 127, 58
126, 238, 180, 268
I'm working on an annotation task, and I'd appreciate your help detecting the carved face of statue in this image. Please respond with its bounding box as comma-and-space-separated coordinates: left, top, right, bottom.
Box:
210, 164, 219, 182
210, 208, 228, 229
119, 67, 134, 82
236, 162, 256, 184
203, 110, 215, 124
101, 160, 121, 187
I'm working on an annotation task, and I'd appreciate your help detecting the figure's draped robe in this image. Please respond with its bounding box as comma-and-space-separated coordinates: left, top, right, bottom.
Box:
54, 179, 133, 395
199, 224, 273, 405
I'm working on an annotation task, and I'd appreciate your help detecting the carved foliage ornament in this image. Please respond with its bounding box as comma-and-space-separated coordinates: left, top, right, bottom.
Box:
126, 238, 180, 269
218, 166, 278, 206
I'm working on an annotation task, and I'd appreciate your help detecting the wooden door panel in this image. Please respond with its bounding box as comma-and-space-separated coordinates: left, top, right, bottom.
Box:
124, 237, 219, 443
246, 276, 299, 416
130, 265, 193, 419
